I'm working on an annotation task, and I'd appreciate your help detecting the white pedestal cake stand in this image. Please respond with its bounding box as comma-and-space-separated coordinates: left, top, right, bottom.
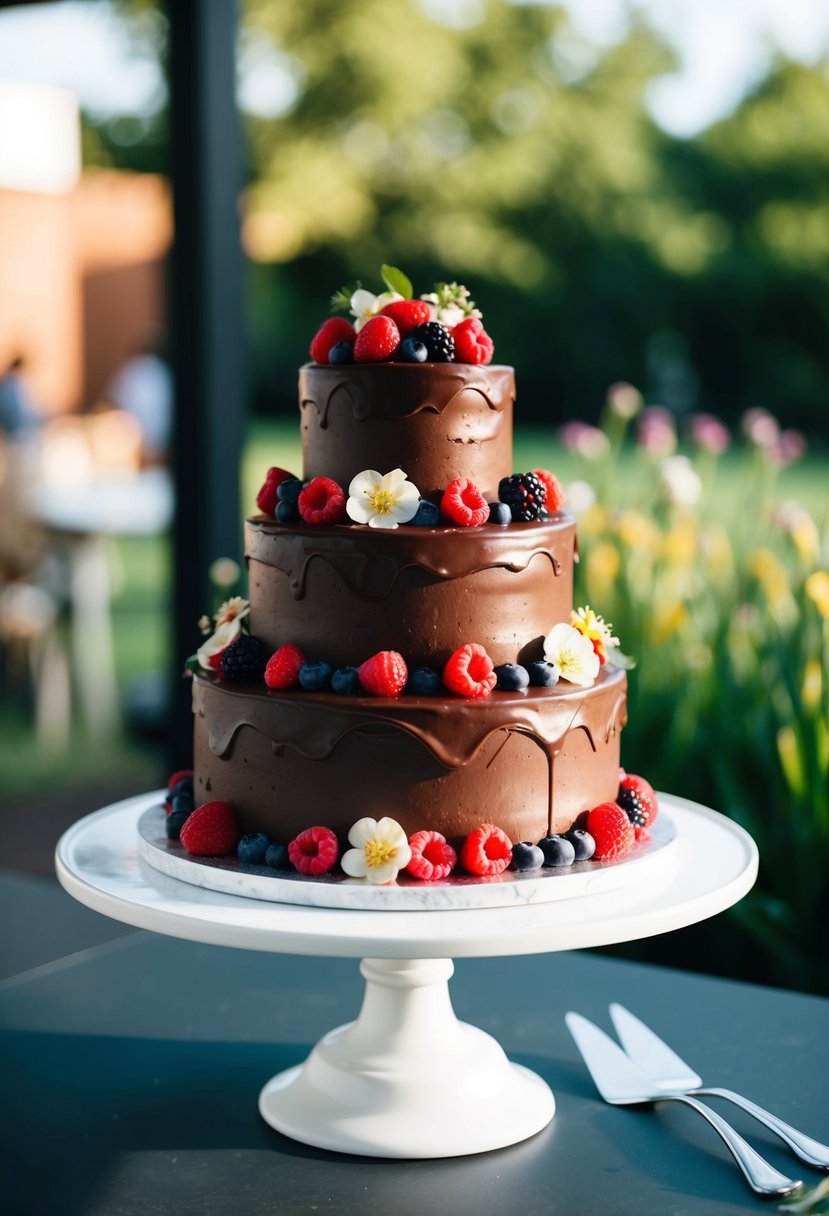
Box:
55, 792, 757, 1160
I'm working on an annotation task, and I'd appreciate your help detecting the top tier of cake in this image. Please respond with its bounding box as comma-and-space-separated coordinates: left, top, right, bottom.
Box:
299, 363, 515, 500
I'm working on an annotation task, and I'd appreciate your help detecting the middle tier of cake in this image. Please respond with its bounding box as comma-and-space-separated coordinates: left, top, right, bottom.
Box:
246, 514, 577, 669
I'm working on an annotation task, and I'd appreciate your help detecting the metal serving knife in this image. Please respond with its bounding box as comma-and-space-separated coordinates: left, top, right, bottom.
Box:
565, 1010, 802, 1198
609, 1003, 829, 1171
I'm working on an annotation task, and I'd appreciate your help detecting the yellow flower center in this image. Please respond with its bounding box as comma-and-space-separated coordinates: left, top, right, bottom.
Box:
369, 487, 395, 515
364, 840, 397, 868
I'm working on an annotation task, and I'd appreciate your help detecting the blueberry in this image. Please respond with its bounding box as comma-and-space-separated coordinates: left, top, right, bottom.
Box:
406, 666, 442, 696
328, 340, 354, 365
407, 499, 441, 527
494, 663, 530, 692
298, 660, 333, 691
276, 477, 303, 504
171, 775, 194, 800
565, 828, 596, 861
399, 337, 428, 363
237, 832, 271, 865
265, 842, 291, 870
170, 791, 194, 816
538, 834, 576, 867
276, 499, 300, 523
527, 661, 561, 688
166, 809, 191, 840
331, 666, 361, 695
487, 502, 512, 527
510, 842, 544, 871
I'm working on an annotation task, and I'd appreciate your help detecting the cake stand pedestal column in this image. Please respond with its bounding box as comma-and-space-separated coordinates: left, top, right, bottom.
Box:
259, 956, 554, 1158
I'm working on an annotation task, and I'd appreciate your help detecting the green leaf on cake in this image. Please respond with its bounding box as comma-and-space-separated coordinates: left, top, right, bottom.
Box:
608, 649, 637, 671
184, 654, 201, 674
381, 265, 412, 299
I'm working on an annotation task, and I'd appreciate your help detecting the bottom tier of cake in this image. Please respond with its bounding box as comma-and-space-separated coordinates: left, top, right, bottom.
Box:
192, 667, 627, 846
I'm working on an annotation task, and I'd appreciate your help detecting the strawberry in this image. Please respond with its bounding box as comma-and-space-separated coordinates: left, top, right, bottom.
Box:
310, 317, 356, 365
533, 468, 566, 514
179, 800, 240, 856
440, 477, 490, 527
379, 299, 431, 336
442, 643, 497, 698
585, 802, 635, 860
617, 773, 658, 840
298, 476, 347, 525
460, 823, 512, 876
358, 650, 408, 697
256, 467, 296, 517
288, 825, 339, 876
452, 316, 494, 365
406, 830, 457, 881
354, 315, 401, 363
265, 643, 306, 690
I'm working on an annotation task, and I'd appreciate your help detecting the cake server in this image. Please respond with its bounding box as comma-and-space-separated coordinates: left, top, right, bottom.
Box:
609, 1003, 829, 1171
565, 1011, 803, 1197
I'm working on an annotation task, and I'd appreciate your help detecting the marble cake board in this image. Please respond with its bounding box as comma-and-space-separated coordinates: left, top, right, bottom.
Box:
137, 798, 679, 912
56, 793, 757, 1160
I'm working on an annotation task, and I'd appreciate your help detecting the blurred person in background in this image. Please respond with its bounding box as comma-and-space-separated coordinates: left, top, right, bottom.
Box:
0, 355, 41, 439
104, 335, 172, 466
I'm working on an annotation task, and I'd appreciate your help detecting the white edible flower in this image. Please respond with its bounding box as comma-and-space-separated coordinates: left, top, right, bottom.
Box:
196, 617, 242, 671
347, 468, 420, 529
341, 817, 412, 885
350, 288, 402, 332
543, 622, 600, 688
214, 596, 250, 626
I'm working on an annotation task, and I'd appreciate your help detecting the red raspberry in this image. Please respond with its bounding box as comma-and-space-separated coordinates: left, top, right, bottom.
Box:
265, 643, 306, 690
534, 468, 566, 513
358, 650, 408, 697
354, 315, 401, 363
167, 768, 193, 791
440, 477, 490, 527
452, 316, 494, 365
586, 802, 635, 860
406, 830, 458, 881
460, 823, 513, 876
443, 643, 497, 698
617, 773, 658, 840
379, 299, 432, 336
179, 800, 239, 856
256, 466, 296, 517
310, 317, 356, 365
288, 825, 339, 876
298, 476, 347, 525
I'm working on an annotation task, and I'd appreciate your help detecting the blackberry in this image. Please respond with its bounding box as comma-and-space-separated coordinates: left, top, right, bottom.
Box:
498, 472, 547, 522
410, 321, 455, 362
220, 634, 266, 682
617, 785, 648, 829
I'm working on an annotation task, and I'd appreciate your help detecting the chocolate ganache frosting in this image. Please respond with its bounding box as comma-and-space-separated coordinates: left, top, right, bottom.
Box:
192, 356, 629, 858
300, 362, 514, 500
246, 514, 576, 668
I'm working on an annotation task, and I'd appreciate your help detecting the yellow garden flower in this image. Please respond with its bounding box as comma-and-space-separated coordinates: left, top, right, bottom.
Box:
804, 571, 829, 619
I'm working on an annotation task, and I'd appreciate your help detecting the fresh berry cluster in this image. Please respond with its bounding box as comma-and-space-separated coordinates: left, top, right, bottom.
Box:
163, 770, 658, 881
216, 635, 573, 700
255, 468, 565, 528
309, 267, 495, 366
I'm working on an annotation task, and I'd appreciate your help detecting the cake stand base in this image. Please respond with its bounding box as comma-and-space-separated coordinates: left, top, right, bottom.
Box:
259, 957, 553, 1158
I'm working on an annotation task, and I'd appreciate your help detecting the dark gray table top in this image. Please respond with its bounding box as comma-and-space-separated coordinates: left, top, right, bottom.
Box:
1, 871, 827, 1216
